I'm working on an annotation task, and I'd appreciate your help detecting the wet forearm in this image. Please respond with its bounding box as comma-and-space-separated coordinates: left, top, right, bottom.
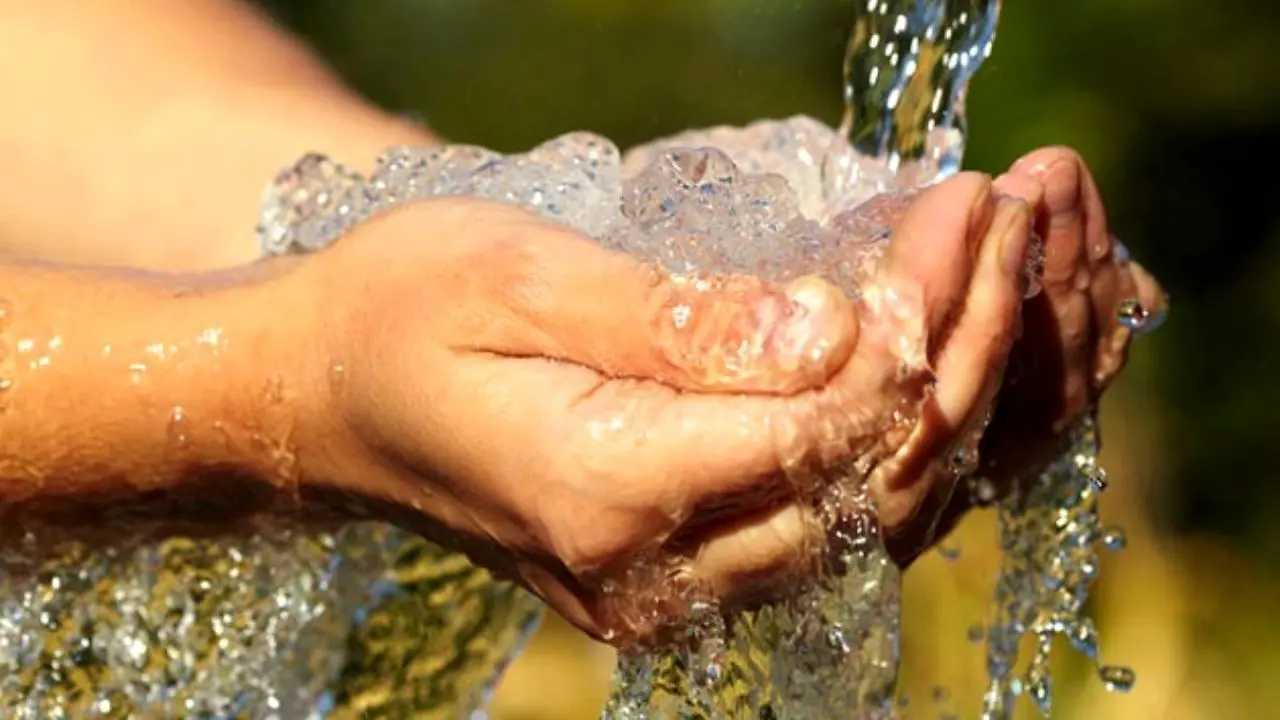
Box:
0, 258, 323, 538
0, 0, 437, 272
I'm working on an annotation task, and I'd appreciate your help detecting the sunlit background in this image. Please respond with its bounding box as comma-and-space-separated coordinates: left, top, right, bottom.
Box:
254, 1, 1280, 717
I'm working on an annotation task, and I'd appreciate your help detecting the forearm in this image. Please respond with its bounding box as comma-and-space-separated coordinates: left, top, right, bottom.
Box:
0, 258, 323, 542
0, 0, 438, 272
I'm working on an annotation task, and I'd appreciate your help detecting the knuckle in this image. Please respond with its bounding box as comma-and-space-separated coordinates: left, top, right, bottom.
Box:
468, 226, 557, 312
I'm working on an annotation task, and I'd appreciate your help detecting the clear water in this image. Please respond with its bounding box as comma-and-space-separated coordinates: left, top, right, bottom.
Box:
836, 0, 1000, 178
0, 522, 542, 718
977, 413, 1137, 719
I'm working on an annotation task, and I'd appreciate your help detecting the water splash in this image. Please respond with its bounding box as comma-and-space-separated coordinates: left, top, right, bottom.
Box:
833, 4, 1143, 715
977, 414, 1136, 718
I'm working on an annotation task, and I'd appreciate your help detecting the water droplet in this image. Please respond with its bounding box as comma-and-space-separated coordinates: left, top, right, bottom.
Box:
128, 362, 148, 386
948, 443, 979, 476
1024, 277, 1043, 299
1113, 238, 1131, 264
263, 376, 285, 405
937, 544, 962, 561
328, 362, 347, 395
1028, 672, 1052, 715
1074, 456, 1108, 491
167, 406, 191, 448
968, 476, 999, 506
1101, 527, 1127, 552
1116, 299, 1149, 331
1099, 665, 1136, 693
967, 624, 984, 643
671, 303, 692, 329
195, 327, 225, 353
1024, 234, 1046, 299
826, 627, 852, 654
1070, 619, 1099, 660
931, 685, 950, 703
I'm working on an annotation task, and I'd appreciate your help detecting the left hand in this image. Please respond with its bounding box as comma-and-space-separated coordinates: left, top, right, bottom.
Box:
884, 146, 1168, 563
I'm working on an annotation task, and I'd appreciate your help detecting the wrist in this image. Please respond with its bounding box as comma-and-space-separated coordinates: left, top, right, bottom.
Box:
0, 257, 326, 539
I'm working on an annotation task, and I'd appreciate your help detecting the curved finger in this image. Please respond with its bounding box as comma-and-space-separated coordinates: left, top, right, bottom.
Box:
452, 207, 859, 396
874, 195, 1034, 531
685, 501, 820, 607
872, 172, 994, 365
1011, 146, 1111, 276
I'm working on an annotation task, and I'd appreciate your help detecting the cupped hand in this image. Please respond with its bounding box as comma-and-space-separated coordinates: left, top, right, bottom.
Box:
296, 177, 1031, 644
890, 147, 1169, 563
982, 147, 1166, 476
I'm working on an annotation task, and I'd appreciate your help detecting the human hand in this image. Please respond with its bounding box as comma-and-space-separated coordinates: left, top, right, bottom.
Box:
293, 177, 1032, 643
888, 147, 1169, 563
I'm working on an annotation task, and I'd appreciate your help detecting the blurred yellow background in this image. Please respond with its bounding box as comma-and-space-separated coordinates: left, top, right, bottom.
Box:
252, 0, 1280, 716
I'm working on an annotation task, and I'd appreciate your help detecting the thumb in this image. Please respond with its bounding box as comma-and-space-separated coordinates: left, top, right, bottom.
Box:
472, 221, 859, 395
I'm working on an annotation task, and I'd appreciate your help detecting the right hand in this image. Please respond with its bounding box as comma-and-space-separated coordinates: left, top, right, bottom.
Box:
292, 177, 1032, 644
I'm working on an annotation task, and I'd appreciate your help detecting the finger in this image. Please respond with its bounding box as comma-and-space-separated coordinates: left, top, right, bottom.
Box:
866, 172, 994, 368
685, 501, 819, 607
1007, 149, 1098, 409
1091, 252, 1134, 389
1011, 146, 1110, 278
561, 501, 819, 646
931, 182, 1040, 436
458, 211, 859, 395
873, 195, 1034, 531
1092, 257, 1169, 390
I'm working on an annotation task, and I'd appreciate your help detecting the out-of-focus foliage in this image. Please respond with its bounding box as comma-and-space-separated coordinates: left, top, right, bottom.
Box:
253, 1, 1280, 717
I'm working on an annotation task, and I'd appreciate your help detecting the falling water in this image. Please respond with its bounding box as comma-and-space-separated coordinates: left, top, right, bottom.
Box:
836, 0, 1000, 178
835, 2, 1142, 718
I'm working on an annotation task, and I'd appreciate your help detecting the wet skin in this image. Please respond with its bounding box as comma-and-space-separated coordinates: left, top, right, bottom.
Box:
883, 147, 1167, 565
300, 152, 1160, 642
0, 149, 1164, 645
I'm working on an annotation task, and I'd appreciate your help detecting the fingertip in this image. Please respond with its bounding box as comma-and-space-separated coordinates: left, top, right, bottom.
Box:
771, 275, 859, 390
993, 171, 1046, 212
1010, 145, 1079, 180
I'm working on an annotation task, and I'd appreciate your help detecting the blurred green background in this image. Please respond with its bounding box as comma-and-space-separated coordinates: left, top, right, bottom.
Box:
252, 0, 1280, 717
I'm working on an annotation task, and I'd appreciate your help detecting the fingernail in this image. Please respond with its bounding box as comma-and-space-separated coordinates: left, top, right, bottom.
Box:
995, 197, 1032, 278
967, 178, 995, 237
